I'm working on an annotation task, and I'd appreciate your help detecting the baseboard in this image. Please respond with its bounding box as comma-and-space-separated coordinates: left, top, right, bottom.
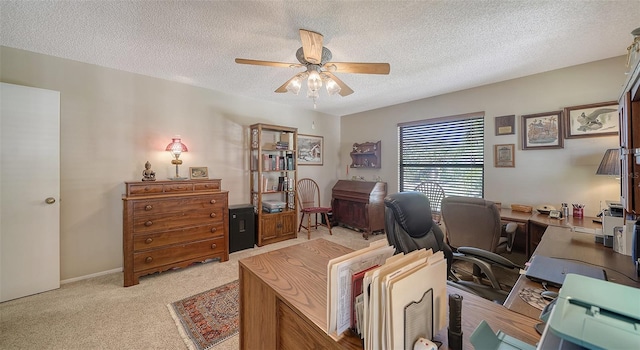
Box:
60, 267, 122, 285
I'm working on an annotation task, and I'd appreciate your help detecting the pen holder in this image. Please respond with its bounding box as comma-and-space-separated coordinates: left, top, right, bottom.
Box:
573, 207, 583, 218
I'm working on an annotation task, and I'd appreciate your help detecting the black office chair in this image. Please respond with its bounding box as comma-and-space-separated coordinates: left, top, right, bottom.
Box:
384, 191, 517, 303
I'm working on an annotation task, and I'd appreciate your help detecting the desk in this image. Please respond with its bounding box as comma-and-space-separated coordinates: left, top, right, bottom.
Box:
500, 209, 601, 257
239, 239, 540, 350
504, 226, 640, 319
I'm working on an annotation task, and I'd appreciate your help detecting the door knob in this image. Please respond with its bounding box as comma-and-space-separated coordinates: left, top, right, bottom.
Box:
45, 197, 56, 204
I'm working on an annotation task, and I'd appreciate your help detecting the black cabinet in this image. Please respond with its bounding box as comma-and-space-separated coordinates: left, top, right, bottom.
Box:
229, 204, 255, 253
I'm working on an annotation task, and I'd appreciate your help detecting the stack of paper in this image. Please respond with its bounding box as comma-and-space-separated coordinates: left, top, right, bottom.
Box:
326, 241, 447, 350
326, 240, 395, 337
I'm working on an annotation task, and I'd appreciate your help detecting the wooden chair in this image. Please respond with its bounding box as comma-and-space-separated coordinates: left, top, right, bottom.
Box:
296, 178, 332, 239
413, 181, 446, 223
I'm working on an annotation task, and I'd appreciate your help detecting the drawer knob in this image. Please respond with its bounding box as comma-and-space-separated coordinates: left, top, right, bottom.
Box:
211, 243, 217, 249
210, 199, 217, 204
145, 205, 153, 211
145, 256, 153, 263
144, 186, 151, 191
144, 220, 153, 227
210, 227, 217, 233
145, 238, 153, 244
210, 213, 216, 218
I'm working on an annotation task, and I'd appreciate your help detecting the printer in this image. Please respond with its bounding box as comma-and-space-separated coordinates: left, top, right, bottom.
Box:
469, 274, 640, 350
537, 274, 640, 349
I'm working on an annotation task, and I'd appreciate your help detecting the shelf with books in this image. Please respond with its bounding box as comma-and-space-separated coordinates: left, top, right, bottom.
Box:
250, 123, 298, 246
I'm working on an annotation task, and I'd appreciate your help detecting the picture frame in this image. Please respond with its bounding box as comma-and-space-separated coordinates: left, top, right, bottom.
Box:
495, 115, 516, 136
189, 167, 209, 179
494, 144, 515, 167
297, 134, 323, 166
521, 111, 563, 150
563, 101, 618, 138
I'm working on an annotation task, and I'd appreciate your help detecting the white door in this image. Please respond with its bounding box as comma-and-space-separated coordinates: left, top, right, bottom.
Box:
1, 82, 60, 302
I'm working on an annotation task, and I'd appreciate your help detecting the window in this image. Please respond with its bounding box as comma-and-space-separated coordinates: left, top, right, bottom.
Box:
399, 113, 484, 197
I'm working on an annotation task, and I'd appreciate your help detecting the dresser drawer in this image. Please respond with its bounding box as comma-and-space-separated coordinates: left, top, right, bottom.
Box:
128, 184, 164, 195
194, 181, 221, 191
163, 183, 194, 193
132, 206, 225, 234
132, 194, 226, 215
133, 237, 225, 272
125, 179, 222, 197
133, 222, 225, 251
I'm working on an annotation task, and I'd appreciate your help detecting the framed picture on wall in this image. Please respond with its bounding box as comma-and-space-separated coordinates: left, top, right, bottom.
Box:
563, 101, 618, 138
297, 134, 323, 166
521, 111, 563, 150
494, 144, 515, 167
495, 115, 516, 136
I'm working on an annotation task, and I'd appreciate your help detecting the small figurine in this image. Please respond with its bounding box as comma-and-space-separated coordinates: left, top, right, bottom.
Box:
142, 161, 156, 181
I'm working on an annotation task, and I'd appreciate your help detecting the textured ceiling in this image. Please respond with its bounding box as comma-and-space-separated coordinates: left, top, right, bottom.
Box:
1, 1, 639, 116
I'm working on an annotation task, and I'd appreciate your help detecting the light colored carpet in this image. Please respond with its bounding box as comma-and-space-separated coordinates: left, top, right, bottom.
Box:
0, 227, 385, 350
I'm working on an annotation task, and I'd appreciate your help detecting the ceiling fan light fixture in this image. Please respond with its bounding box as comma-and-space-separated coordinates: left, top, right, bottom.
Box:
286, 74, 304, 95
307, 70, 322, 92
325, 78, 341, 96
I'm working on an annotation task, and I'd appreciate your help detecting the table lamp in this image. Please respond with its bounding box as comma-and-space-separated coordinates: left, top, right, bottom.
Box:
166, 136, 188, 180
595, 148, 620, 177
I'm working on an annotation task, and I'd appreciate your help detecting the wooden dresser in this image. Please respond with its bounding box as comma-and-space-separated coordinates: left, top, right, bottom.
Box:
331, 180, 387, 239
122, 179, 229, 287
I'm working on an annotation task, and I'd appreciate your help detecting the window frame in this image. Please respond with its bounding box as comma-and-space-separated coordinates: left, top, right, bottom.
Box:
398, 112, 485, 198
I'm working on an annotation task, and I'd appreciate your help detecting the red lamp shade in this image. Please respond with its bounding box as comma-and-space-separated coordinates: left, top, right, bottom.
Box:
165, 137, 188, 156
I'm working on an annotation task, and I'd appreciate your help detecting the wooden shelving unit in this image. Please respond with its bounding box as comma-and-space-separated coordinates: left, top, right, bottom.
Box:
350, 141, 381, 168
250, 123, 298, 246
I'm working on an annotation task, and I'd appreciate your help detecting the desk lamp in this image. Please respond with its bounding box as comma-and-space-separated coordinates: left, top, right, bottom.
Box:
166, 136, 188, 180
596, 148, 620, 221
596, 148, 620, 177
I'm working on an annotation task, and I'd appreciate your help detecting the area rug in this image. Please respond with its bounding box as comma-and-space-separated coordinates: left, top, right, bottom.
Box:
167, 280, 239, 350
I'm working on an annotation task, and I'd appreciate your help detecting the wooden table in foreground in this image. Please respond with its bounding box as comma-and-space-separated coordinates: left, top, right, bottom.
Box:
239, 238, 540, 350
504, 226, 640, 319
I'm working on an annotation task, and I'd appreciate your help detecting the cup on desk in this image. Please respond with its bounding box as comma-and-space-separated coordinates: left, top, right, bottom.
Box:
573, 207, 583, 218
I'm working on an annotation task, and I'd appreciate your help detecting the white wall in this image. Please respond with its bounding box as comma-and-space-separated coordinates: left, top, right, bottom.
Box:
341, 56, 627, 217
1, 45, 628, 281
0, 46, 340, 281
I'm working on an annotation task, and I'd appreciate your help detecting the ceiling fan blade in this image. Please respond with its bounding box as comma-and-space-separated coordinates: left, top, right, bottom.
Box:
323, 72, 354, 96
325, 62, 390, 75
275, 75, 299, 93
235, 58, 302, 69
299, 29, 323, 64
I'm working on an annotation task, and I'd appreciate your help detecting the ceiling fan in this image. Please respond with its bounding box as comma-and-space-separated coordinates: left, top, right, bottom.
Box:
235, 29, 390, 107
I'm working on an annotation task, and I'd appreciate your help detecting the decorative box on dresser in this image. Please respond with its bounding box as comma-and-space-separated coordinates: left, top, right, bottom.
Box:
122, 179, 229, 287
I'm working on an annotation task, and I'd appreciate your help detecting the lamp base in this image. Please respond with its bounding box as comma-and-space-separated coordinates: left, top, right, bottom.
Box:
168, 176, 188, 181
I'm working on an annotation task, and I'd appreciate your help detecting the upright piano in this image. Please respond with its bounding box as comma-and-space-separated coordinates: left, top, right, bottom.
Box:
331, 180, 387, 239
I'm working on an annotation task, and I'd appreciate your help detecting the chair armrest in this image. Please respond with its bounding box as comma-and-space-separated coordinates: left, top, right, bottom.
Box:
504, 222, 518, 235
456, 246, 520, 269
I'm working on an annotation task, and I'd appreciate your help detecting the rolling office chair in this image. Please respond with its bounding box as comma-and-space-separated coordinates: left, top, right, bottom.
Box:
296, 178, 333, 239
441, 196, 521, 300
413, 181, 446, 224
384, 191, 517, 303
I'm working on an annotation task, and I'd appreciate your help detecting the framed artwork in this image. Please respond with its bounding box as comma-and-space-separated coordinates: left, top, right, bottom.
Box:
521, 111, 563, 150
297, 134, 323, 166
495, 115, 515, 136
494, 144, 515, 167
189, 167, 209, 179
563, 101, 618, 138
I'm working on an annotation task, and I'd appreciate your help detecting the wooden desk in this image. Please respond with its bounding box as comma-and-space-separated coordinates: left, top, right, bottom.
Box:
500, 209, 601, 257
504, 226, 640, 319
239, 239, 540, 350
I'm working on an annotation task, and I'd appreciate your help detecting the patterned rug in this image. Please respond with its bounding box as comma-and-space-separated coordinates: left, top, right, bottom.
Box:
167, 280, 239, 350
